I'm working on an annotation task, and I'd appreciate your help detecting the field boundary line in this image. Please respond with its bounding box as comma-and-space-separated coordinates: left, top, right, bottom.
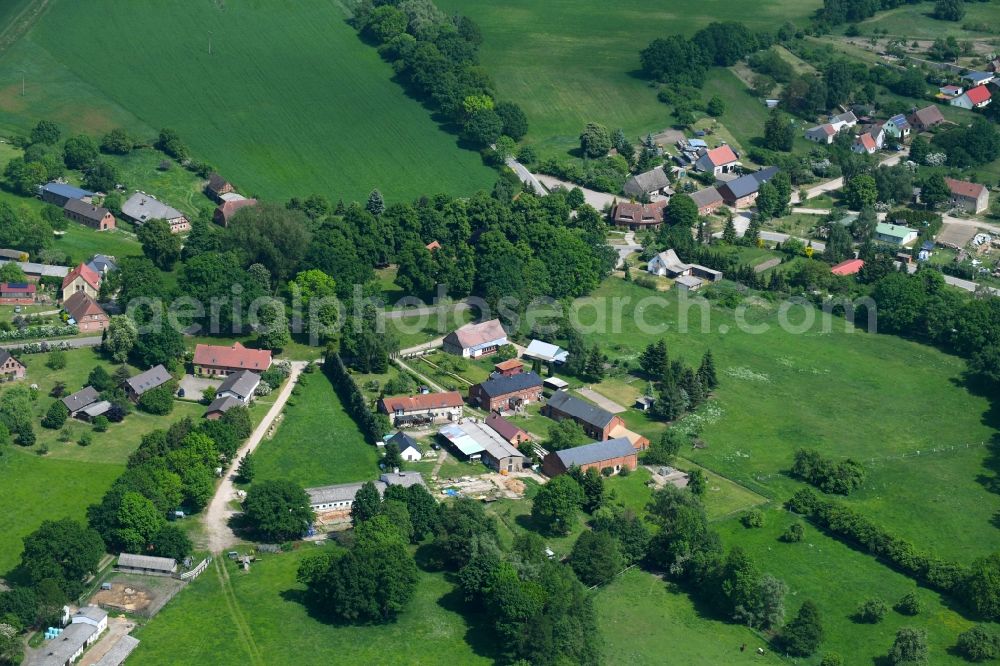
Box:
214, 557, 264, 665
0, 0, 50, 56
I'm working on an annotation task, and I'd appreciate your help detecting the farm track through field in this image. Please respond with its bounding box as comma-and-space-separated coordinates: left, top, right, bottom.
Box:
214, 557, 264, 665
0, 0, 49, 56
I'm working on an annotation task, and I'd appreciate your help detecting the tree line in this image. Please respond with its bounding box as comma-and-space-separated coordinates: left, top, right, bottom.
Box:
353, 0, 528, 151
640, 22, 774, 90
323, 349, 392, 443
787, 488, 1000, 622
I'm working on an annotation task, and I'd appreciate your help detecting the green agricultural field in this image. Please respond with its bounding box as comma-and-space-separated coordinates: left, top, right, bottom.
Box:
251, 369, 379, 488
0, 0, 494, 203
129, 549, 492, 666
437, 0, 820, 158
563, 279, 998, 562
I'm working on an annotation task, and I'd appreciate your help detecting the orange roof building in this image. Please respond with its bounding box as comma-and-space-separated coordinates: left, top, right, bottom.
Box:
831, 259, 864, 276
378, 391, 465, 426
61, 263, 101, 302
192, 342, 272, 377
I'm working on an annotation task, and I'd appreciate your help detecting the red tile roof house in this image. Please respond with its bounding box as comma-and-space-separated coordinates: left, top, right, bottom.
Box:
468, 371, 544, 412
0, 350, 26, 381
193, 342, 272, 377
63, 292, 109, 332
945, 178, 990, 214
61, 263, 101, 302
63, 198, 116, 231
852, 132, 879, 155
485, 412, 532, 447
425, 240, 442, 251
609, 200, 668, 231
951, 85, 992, 110
830, 259, 864, 276
494, 358, 524, 377
213, 198, 258, 227
0, 282, 36, 304
694, 145, 741, 176
442, 319, 508, 358
378, 391, 464, 427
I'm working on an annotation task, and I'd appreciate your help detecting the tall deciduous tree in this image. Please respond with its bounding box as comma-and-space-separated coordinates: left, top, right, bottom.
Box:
763, 109, 795, 151
351, 481, 382, 526
243, 480, 314, 542
569, 530, 623, 587
531, 474, 583, 535
19, 518, 103, 598
580, 122, 612, 158
137, 219, 182, 270
781, 600, 824, 657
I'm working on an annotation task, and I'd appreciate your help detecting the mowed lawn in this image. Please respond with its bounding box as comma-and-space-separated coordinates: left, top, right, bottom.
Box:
573, 279, 998, 562
129, 549, 492, 666
437, 0, 820, 158
252, 370, 379, 488
0, 0, 494, 203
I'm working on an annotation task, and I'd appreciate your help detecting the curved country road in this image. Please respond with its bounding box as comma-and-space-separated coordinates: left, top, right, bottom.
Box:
201, 360, 308, 553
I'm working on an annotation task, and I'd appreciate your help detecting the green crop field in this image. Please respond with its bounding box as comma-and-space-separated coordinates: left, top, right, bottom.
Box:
560, 279, 997, 562
129, 549, 491, 666
437, 0, 820, 158
251, 369, 379, 488
0, 0, 494, 203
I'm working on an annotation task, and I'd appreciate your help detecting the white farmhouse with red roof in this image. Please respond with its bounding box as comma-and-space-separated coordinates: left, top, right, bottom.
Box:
951, 85, 991, 110
694, 145, 741, 176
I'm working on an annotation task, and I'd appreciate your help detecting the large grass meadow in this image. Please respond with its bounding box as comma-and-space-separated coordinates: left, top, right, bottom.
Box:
0, 0, 495, 203
568, 279, 998, 563
437, 0, 820, 158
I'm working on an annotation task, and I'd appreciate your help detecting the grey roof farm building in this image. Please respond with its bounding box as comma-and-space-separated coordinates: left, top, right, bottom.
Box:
623, 166, 672, 198
442, 319, 508, 358
542, 437, 638, 477
116, 553, 178, 576
40, 182, 93, 207
62, 386, 100, 416
124, 365, 172, 400
215, 369, 260, 404
121, 192, 190, 233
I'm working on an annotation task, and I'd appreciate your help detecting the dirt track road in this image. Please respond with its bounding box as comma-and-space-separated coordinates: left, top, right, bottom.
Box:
201, 361, 307, 554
